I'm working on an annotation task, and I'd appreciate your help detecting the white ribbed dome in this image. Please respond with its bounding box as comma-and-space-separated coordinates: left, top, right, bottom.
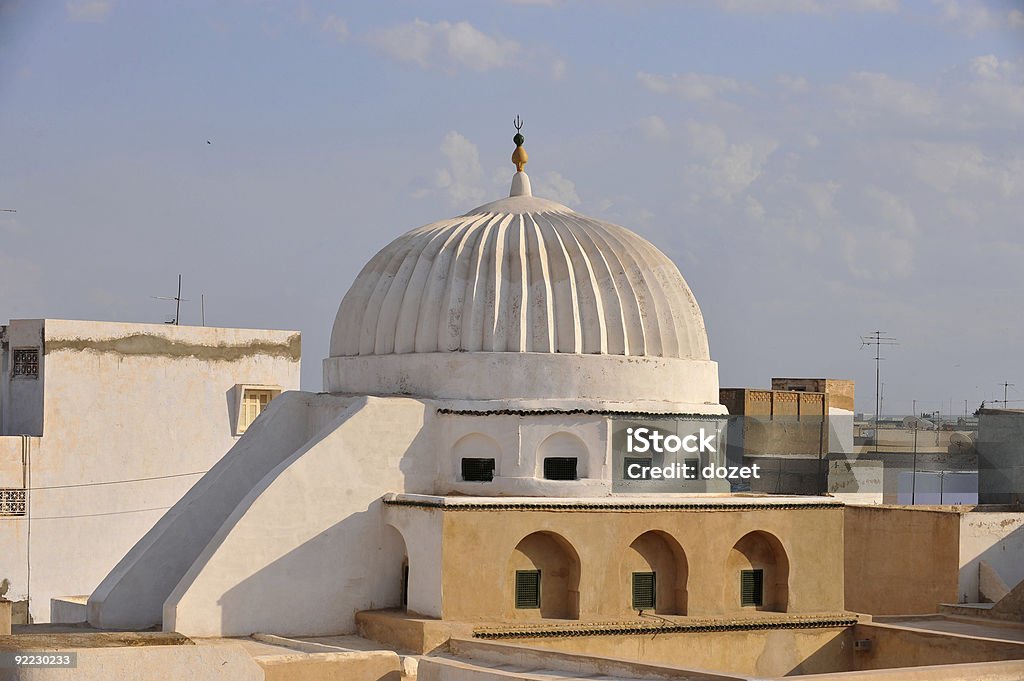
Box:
329, 193, 710, 361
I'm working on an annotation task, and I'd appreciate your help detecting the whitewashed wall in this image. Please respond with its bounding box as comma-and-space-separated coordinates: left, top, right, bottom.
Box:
1, 319, 300, 623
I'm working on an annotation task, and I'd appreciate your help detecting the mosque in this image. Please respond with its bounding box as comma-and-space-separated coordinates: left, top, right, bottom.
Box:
8, 128, 1024, 680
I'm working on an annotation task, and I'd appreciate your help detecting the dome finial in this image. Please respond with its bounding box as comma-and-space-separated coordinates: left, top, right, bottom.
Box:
509, 116, 532, 197
512, 115, 528, 172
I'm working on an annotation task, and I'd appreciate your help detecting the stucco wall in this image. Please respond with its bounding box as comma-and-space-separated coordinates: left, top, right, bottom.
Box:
437, 504, 845, 620
88, 391, 342, 630
164, 396, 437, 637
4, 319, 300, 623
958, 511, 1024, 603
844, 506, 959, 614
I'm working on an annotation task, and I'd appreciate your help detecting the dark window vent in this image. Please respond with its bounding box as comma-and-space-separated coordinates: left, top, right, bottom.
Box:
741, 569, 764, 607
632, 572, 656, 610
461, 458, 495, 482
623, 456, 651, 479
515, 570, 541, 609
13, 348, 39, 378
543, 457, 578, 481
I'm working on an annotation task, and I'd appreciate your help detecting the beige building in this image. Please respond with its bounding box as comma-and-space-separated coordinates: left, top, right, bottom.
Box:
0, 319, 300, 623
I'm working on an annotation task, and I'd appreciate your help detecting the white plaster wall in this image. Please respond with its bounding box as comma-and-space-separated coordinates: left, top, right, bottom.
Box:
828, 408, 854, 455
384, 504, 444, 617
164, 396, 437, 637
827, 460, 883, 505
87, 391, 343, 630
17, 319, 300, 623
958, 512, 1024, 602
0, 436, 24, 487
325, 352, 722, 407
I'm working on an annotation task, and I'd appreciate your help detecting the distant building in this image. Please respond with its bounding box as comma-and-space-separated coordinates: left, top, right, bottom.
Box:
977, 408, 1024, 505
0, 319, 300, 623
719, 379, 854, 495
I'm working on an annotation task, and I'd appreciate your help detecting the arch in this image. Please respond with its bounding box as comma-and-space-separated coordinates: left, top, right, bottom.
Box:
453, 432, 502, 481
537, 432, 589, 479
621, 530, 688, 615
726, 530, 789, 612
380, 524, 409, 611
507, 531, 581, 619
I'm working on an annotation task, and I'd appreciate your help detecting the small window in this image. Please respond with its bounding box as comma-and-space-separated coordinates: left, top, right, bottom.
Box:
235, 386, 281, 434
12, 348, 39, 378
543, 457, 578, 481
461, 458, 495, 482
632, 572, 656, 610
623, 456, 651, 480
741, 569, 764, 607
515, 570, 541, 609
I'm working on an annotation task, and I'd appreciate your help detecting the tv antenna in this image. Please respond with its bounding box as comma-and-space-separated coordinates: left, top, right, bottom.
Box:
151, 274, 189, 325
1000, 382, 1016, 408
861, 331, 898, 454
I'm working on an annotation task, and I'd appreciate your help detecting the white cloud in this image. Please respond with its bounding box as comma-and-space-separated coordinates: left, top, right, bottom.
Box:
367, 19, 518, 72
535, 171, 580, 207
711, 0, 898, 14
833, 72, 939, 121
965, 56, 1024, 118
321, 15, 349, 42
66, 0, 113, 22
638, 115, 670, 142
932, 0, 1023, 35
681, 121, 779, 204
435, 131, 486, 207
777, 74, 810, 93
637, 71, 751, 104
839, 187, 919, 280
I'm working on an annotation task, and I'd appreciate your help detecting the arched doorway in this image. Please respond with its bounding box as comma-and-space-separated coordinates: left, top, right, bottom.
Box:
621, 530, 688, 615
507, 531, 581, 619
726, 530, 789, 612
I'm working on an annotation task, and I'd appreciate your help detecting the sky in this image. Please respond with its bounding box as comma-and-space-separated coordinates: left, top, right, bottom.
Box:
1, 0, 1022, 415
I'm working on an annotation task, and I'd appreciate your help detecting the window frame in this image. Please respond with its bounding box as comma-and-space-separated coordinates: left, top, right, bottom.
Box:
740, 568, 764, 607
543, 456, 578, 481
461, 457, 496, 482
233, 384, 283, 436
12, 347, 40, 379
515, 569, 541, 609
632, 571, 657, 610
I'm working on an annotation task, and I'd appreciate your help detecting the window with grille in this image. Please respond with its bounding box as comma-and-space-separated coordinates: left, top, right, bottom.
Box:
236, 387, 279, 434
741, 569, 764, 607
543, 457, 578, 481
13, 348, 39, 378
632, 572, 656, 610
0, 489, 27, 517
515, 570, 541, 608
623, 456, 651, 479
461, 458, 495, 482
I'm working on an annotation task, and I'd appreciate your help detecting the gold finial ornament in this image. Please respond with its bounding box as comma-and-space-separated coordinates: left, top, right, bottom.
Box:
512, 115, 528, 172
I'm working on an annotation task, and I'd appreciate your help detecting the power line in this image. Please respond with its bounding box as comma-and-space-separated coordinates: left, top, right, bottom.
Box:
30, 506, 171, 520
861, 331, 898, 454
29, 466, 204, 489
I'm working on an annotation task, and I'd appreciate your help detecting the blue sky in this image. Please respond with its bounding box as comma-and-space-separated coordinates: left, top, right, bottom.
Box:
1, 0, 1022, 413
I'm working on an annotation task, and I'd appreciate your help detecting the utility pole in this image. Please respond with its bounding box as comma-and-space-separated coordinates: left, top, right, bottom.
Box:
861, 331, 899, 454
911, 398, 918, 505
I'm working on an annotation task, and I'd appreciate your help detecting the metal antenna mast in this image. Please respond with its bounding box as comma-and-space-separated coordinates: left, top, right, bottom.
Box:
1001, 382, 1016, 408
151, 274, 189, 325
861, 331, 898, 454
